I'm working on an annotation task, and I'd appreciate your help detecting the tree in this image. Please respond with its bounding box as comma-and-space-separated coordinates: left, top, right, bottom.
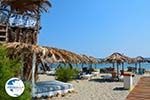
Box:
0, 45, 31, 100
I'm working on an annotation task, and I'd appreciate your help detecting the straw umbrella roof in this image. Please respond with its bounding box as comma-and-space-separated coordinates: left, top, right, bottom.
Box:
80, 54, 93, 64
1, 0, 51, 14
58, 49, 83, 64
128, 58, 137, 64
88, 56, 99, 64
4, 43, 73, 63
80, 55, 100, 64
4, 42, 92, 64
97, 58, 105, 63
105, 52, 128, 63
145, 58, 150, 63
135, 56, 146, 63
126, 56, 147, 64
46, 47, 84, 64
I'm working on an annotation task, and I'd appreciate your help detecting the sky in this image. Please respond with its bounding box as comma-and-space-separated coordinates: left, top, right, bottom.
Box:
39, 0, 150, 58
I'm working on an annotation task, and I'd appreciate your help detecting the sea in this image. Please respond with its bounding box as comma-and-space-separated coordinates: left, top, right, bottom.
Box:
95, 62, 150, 70
50, 62, 150, 71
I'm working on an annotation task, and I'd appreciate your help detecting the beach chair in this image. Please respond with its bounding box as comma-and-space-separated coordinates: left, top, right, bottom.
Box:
34, 81, 74, 98
80, 73, 94, 80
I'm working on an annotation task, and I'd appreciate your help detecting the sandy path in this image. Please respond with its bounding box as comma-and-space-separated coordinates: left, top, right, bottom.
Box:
38, 74, 141, 100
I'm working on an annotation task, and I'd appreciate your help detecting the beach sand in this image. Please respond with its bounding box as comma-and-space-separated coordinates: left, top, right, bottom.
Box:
38, 74, 141, 100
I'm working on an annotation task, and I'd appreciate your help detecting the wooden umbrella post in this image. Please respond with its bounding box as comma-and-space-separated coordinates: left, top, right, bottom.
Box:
32, 52, 36, 97
112, 62, 115, 68
117, 63, 119, 80
122, 62, 124, 75
135, 63, 138, 74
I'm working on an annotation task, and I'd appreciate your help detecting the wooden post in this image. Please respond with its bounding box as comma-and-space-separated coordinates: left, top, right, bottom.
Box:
32, 52, 36, 97
81, 63, 84, 68
139, 62, 141, 69
112, 62, 115, 68
135, 63, 138, 73
6, 10, 12, 42
122, 62, 124, 75
95, 64, 97, 69
117, 63, 119, 80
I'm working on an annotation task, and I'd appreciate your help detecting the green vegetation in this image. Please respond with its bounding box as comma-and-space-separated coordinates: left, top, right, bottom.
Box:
55, 65, 79, 82
0, 45, 31, 100
18, 82, 31, 100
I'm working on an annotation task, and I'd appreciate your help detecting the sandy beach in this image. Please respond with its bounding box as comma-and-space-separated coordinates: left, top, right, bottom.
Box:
38, 74, 141, 100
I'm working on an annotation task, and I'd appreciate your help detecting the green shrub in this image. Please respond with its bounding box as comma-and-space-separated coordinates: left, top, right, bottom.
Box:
18, 82, 31, 100
55, 66, 79, 82
0, 45, 31, 100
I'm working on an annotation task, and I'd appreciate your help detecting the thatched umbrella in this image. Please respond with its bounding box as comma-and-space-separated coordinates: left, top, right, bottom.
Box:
129, 56, 146, 74
58, 49, 82, 64
89, 56, 98, 64
79, 54, 100, 69
48, 48, 84, 68
128, 58, 138, 73
97, 58, 105, 64
4, 42, 105, 80
1, 0, 51, 14
5, 43, 37, 80
136, 56, 145, 68
4, 42, 94, 80
88, 56, 99, 68
105, 52, 128, 79
80, 55, 89, 63
136, 56, 146, 74
80, 54, 92, 68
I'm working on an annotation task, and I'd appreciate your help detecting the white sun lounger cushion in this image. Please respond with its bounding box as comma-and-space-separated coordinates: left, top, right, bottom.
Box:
34, 80, 74, 98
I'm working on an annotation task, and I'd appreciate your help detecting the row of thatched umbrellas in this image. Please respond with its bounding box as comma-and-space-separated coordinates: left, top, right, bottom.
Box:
6, 43, 147, 64
5, 42, 148, 67
4, 42, 101, 64
3, 42, 149, 80
104, 53, 148, 79
4, 42, 101, 80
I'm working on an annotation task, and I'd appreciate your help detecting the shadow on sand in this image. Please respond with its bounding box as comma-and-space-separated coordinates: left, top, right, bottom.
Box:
113, 87, 127, 91
89, 78, 118, 83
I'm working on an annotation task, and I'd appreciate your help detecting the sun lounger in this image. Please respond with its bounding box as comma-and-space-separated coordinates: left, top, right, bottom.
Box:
45, 70, 56, 75
34, 81, 74, 98
101, 72, 124, 81
92, 71, 99, 76
102, 75, 112, 80
80, 73, 94, 79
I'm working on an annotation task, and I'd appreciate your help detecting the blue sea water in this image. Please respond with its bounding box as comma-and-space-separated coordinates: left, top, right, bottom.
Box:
96, 62, 150, 70
51, 62, 150, 70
